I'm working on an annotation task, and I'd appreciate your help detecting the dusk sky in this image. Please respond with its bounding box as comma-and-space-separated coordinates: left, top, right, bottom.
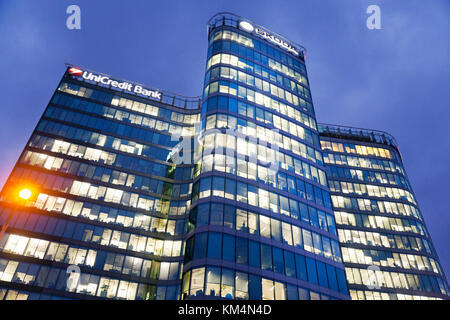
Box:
0, 0, 449, 278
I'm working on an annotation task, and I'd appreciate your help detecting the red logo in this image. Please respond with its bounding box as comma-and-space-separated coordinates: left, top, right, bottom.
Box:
68, 67, 82, 76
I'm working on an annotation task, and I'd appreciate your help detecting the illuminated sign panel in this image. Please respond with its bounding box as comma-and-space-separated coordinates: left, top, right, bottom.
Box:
67, 67, 162, 100
238, 21, 299, 56
254, 28, 299, 56
239, 21, 254, 32
68, 67, 82, 76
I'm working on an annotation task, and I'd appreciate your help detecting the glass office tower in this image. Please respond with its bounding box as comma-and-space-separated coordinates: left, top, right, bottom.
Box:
180, 13, 349, 300
318, 124, 450, 300
0, 66, 201, 300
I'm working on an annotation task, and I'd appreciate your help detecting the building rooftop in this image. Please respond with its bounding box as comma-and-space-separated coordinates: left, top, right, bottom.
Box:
65, 63, 202, 110
207, 12, 307, 59
317, 123, 400, 152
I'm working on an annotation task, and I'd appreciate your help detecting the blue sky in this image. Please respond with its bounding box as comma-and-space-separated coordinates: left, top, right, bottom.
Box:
0, 0, 449, 279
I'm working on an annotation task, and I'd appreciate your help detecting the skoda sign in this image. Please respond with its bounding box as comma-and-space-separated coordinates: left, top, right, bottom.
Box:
254, 28, 299, 56
67, 67, 162, 100
238, 21, 299, 56
239, 21, 254, 32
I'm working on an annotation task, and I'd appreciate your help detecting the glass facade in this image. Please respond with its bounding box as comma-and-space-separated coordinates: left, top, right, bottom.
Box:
318, 124, 450, 300
0, 71, 201, 300
0, 12, 447, 301
180, 13, 348, 300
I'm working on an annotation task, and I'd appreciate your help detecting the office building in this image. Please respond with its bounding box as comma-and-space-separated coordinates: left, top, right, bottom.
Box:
180, 13, 348, 300
0, 66, 201, 300
319, 124, 450, 300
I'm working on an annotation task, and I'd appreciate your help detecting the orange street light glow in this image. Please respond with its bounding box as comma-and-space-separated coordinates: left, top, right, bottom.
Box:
18, 188, 32, 200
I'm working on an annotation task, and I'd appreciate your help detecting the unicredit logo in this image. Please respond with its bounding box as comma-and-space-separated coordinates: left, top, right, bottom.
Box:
68, 67, 83, 76
67, 67, 162, 100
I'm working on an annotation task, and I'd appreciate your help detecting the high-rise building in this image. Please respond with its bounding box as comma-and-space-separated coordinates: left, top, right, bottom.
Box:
318, 124, 450, 300
0, 66, 202, 300
180, 13, 348, 300
0, 12, 447, 300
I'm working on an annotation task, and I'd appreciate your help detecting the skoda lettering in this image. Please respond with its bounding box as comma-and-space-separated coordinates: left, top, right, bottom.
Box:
255, 28, 299, 56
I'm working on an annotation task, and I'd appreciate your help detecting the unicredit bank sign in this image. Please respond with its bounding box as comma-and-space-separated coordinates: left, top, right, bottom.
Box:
68, 67, 162, 100
239, 21, 299, 56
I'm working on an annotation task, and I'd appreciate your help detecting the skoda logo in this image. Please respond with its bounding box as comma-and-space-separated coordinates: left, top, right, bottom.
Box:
239, 21, 254, 32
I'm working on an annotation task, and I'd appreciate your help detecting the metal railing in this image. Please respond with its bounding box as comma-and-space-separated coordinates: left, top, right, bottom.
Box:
64, 63, 202, 110
317, 123, 399, 150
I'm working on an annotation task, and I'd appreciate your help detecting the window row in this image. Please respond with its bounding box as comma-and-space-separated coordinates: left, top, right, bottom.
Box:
210, 29, 307, 81
204, 79, 309, 119
341, 246, 440, 274
349, 289, 442, 300
193, 176, 334, 226
21, 150, 192, 198
345, 266, 447, 295
337, 228, 433, 255
101, 251, 179, 280
198, 152, 327, 195
203, 89, 315, 135
29, 134, 193, 181
332, 195, 423, 221
201, 154, 331, 209
204, 109, 317, 152
206, 60, 310, 103
333, 210, 426, 236
0, 233, 179, 281
59, 82, 199, 124
182, 261, 346, 300
53, 93, 195, 137
0, 207, 182, 258
182, 265, 339, 300
32, 193, 186, 235
0, 284, 179, 300
329, 180, 416, 205
37, 119, 171, 163
190, 202, 340, 260
45, 105, 180, 150
325, 165, 409, 189
0, 288, 71, 300
320, 140, 393, 160
2, 233, 96, 267
11, 167, 175, 216
323, 152, 405, 176
194, 171, 331, 216
0, 258, 175, 300
201, 110, 322, 166
204, 110, 319, 153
